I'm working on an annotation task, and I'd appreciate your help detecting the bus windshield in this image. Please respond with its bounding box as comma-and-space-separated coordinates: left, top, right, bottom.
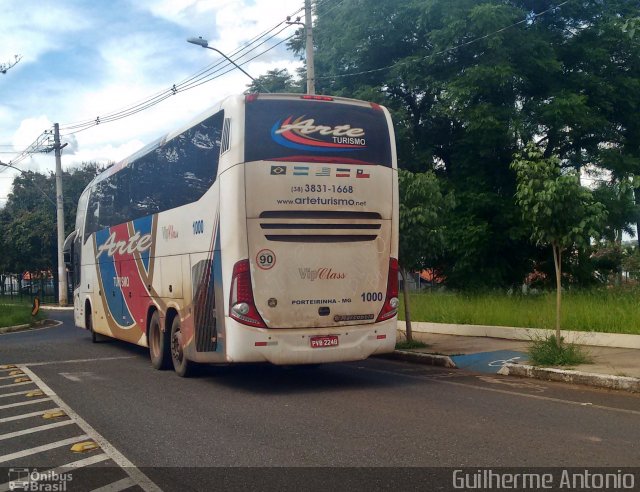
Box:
244, 98, 392, 167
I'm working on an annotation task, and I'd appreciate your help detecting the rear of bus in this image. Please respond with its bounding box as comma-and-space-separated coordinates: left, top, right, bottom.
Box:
226, 93, 398, 364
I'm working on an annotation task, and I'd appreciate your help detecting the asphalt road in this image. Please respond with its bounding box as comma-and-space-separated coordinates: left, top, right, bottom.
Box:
1, 310, 640, 491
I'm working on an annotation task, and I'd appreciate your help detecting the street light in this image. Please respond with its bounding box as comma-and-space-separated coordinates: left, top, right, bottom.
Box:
186, 37, 270, 93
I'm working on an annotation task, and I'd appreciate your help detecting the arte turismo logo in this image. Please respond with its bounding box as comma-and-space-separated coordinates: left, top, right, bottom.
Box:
272, 117, 367, 152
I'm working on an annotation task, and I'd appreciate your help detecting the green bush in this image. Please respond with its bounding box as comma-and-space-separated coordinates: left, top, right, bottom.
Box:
0, 302, 43, 328
395, 340, 428, 350
528, 335, 592, 367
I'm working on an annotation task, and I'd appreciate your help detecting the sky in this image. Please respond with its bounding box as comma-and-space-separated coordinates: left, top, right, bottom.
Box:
0, 0, 306, 206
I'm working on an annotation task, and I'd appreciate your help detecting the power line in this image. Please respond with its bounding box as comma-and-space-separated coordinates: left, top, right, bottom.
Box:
165, 25, 292, 97
176, 27, 295, 94
3, 4, 305, 173
0, 131, 54, 172
59, 7, 304, 133
316, 0, 573, 81
59, 30, 298, 137
315, 0, 348, 18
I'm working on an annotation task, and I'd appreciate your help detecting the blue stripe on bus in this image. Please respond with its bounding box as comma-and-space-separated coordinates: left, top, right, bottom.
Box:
132, 215, 153, 272
96, 227, 135, 327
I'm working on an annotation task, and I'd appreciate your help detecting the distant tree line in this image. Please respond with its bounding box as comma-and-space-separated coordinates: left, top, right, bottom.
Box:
5, 0, 640, 291
0, 163, 103, 274
260, 0, 640, 289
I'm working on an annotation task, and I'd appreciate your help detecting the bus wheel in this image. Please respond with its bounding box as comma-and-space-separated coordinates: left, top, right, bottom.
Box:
87, 310, 99, 343
149, 311, 170, 370
170, 316, 194, 377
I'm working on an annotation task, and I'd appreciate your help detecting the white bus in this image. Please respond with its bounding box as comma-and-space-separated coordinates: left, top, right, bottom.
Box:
66, 93, 398, 376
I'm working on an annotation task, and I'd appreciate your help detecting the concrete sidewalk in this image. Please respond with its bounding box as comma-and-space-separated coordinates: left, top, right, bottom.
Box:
394, 325, 640, 392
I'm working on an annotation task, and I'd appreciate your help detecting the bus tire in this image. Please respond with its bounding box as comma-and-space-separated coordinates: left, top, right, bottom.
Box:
170, 316, 194, 377
149, 311, 170, 370
87, 309, 100, 343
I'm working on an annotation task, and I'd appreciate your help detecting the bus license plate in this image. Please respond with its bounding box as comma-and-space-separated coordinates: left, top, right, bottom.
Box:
310, 335, 339, 348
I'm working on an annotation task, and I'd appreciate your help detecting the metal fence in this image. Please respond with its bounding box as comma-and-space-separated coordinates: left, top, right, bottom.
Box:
0, 273, 70, 305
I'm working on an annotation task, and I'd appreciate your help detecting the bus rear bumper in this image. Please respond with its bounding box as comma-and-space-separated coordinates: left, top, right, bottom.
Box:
222, 317, 397, 365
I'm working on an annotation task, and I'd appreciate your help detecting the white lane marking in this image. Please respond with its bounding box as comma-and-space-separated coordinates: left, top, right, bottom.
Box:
362, 365, 640, 417
0, 434, 89, 463
0, 390, 35, 399
59, 372, 106, 382
0, 398, 50, 410
0, 408, 60, 423
0, 454, 110, 492
0, 419, 74, 441
0, 374, 25, 381
0, 381, 34, 389
476, 375, 547, 392
91, 477, 136, 492
19, 365, 162, 492
18, 356, 135, 367
46, 452, 110, 471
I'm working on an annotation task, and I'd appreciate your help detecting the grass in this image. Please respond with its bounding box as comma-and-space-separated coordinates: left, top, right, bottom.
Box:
400, 287, 640, 335
528, 335, 592, 366
395, 340, 429, 350
0, 301, 44, 328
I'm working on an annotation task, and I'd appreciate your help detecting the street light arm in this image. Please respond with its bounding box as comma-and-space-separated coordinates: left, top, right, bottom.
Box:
186, 37, 270, 93
0, 160, 57, 207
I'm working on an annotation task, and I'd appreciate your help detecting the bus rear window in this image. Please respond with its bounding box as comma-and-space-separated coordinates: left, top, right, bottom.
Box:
244, 99, 392, 167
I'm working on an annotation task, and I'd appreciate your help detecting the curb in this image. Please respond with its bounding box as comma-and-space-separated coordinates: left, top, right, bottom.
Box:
0, 319, 62, 335
0, 323, 30, 334
40, 306, 74, 311
498, 363, 640, 393
381, 350, 457, 368
402, 321, 640, 349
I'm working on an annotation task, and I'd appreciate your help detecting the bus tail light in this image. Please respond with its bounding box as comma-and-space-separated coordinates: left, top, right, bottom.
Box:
230, 259, 266, 328
376, 258, 399, 322
301, 95, 334, 101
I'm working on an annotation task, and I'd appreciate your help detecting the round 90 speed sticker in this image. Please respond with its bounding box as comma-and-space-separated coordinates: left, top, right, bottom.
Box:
256, 249, 276, 270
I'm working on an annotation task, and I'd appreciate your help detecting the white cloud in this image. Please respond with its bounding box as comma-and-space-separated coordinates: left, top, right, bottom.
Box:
0, 0, 304, 207
69, 139, 146, 166
0, 3, 92, 63
12, 116, 54, 149
61, 134, 79, 155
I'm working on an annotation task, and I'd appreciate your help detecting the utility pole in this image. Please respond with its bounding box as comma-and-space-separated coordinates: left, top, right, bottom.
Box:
53, 123, 68, 306
305, 0, 315, 94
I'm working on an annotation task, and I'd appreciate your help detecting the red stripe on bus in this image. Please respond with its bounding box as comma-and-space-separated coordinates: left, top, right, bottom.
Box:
111, 223, 151, 329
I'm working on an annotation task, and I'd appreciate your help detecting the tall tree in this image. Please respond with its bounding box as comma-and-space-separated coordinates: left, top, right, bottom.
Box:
246, 68, 303, 94
286, 0, 640, 288
0, 163, 102, 273
512, 143, 606, 344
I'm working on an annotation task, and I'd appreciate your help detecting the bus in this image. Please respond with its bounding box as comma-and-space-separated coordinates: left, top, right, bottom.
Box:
65, 93, 399, 376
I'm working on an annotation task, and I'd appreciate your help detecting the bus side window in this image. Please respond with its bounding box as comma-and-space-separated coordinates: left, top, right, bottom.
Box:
83, 109, 225, 239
